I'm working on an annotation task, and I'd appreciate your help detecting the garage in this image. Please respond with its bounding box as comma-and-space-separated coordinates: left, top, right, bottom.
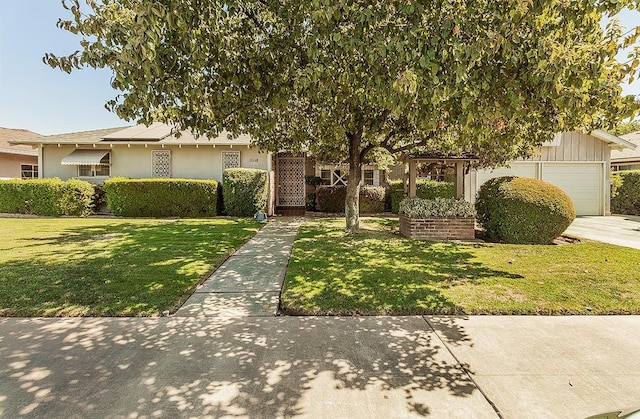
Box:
466, 131, 636, 216
542, 163, 603, 216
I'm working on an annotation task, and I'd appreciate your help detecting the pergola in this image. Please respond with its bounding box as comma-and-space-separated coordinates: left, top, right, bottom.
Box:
404, 152, 479, 199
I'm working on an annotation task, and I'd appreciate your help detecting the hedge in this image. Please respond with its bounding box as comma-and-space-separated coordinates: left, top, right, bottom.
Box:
222, 168, 268, 217
399, 197, 476, 218
0, 178, 94, 216
611, 170, 640, 215
475, 176, 576, 244
316, 185, 386, 213
389, 179, 455, 213
104, 178, 219, 217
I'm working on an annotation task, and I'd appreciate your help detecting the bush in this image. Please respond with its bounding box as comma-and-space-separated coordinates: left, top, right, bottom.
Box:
222, 168, 268, 217
611, 170, 640, 215
389, 179, 455, 213
359, 186, 387, 213
475, 176, 576, 244
104, 178, 219, 217
316, 185, 347, 212
0, 178, 94, 216
399, 197, 476, 218
91, 183, 108, 214
315, 185, 388, 213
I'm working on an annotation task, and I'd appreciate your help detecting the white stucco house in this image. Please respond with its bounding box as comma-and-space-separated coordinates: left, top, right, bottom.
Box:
11, 124, 635, 216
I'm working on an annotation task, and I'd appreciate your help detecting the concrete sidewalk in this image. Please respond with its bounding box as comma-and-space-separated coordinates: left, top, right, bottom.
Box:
175, 217, 302, 317
564, 215, 640, 250
2, 316, 640, 418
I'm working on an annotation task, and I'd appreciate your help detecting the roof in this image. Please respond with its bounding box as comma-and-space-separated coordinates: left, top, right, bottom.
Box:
10, 123, 253, 146
611, 131, 640, 163
590, 129, 637, 151
0, 127, 41, 156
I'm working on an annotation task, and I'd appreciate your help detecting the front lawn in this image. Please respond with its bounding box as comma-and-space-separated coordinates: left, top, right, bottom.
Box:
0, 217, 260, 316
281, 218, 640, 315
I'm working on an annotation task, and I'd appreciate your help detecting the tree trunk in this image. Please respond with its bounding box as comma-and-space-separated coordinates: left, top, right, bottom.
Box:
345, 131, 363, 233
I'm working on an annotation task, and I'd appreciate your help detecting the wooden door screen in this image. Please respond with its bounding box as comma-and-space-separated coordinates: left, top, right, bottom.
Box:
277, 157, 305, 206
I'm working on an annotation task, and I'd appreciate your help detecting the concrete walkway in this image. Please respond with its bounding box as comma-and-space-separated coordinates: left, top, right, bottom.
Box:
175, 217, 303, 317
2, 316, 640, 418
564, 215, 640, 250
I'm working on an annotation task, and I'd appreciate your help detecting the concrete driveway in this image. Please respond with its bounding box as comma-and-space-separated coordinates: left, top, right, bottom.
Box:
564, 215, 640, 250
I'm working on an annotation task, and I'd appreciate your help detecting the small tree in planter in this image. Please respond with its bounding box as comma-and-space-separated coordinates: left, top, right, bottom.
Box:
399, 197, 476, 240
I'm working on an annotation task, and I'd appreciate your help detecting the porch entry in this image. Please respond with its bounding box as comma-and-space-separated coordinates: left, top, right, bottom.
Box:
276, 153, 306, 215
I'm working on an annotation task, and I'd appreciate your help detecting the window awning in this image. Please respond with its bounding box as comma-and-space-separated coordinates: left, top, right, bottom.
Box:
61, 149, 110, 166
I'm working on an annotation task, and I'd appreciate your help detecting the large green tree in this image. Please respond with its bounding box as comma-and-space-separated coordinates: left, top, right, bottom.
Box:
47, 0, 640, 232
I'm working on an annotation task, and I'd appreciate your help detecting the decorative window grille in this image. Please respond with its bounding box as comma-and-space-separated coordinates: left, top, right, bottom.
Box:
222, 151, 241, 170
152, 150, 171, 178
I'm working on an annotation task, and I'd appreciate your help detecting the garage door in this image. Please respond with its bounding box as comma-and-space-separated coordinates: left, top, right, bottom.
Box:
476, 163, 537, 186
542, 163, 602, 216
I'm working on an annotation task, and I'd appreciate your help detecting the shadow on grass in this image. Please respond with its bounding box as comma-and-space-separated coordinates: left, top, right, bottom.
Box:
0, 315, 486, 417
282, 220, 523, 315
0, 219, 259, 317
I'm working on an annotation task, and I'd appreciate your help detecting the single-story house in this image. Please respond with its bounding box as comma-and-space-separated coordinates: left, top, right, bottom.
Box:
11, 125, 635, 216
464, 131, 636, 215
611, 130, 640, 171
0, 127, 41, 179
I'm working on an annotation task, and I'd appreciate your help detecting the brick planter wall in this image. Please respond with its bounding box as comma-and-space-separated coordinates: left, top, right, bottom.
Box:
399, 214, 476, 240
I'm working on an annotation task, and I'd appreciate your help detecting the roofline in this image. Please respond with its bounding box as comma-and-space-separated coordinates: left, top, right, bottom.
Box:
591, 129, 637, 150
0, 147, 38, 156
611, 157, 640, 163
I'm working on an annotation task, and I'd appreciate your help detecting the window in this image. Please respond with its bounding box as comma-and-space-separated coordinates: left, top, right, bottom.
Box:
152, 150, 171, 178
320, 169, 331, 184
222, 151, 241, 170
78, 154, 110, 177
21, 164, 38, 179
363, 169, 374, 185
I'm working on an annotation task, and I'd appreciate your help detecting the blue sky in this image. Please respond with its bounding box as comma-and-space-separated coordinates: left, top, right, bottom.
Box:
0, 1, 639, 135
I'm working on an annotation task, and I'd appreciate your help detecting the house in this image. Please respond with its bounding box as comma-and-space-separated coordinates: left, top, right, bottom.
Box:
12, 124, 633, 216
464, 131, 636, 216
611, 130, 640, 171
0, 127, 41, 179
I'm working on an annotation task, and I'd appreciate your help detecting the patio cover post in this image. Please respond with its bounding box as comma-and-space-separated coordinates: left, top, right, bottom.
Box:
408, 159, 417, 197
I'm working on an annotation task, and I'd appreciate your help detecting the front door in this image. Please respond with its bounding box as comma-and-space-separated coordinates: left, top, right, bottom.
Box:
277, 156, 305, 212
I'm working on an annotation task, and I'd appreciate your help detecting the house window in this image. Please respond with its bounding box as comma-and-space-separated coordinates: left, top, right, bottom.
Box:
21, 164, 38, 179
222, 151, 241, 170
78, 154, 110, 177
152, 150, 171, 178
320, 169, 331, 184
363, 169, 374, 185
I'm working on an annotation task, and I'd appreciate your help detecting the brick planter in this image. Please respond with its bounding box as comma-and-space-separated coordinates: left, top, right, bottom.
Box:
399, 214, 476, 240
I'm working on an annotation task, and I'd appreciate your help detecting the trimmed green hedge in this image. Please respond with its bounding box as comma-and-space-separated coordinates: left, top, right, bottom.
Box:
104, 178, 219, 217
475, 176, 576, 244
0, 178, 94, 216
400, 197, 476, 218
389, 179, 455, 213
316, 185, 387, 213
611, 170, 640, 215
222, 168, 268, 217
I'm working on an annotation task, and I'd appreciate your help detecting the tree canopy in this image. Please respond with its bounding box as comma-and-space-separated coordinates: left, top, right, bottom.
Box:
47, 0, 640, 231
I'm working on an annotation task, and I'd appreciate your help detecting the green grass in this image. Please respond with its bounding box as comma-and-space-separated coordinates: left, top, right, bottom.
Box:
281, 217, 640, 315
0, 217, 260, 316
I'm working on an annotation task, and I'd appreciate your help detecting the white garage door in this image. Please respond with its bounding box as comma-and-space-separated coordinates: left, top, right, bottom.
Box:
476, 163, 537, 186
542, 163, 602, 216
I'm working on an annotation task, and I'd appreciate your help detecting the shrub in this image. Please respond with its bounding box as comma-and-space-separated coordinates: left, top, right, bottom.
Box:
316, 185, 347, 212
91, 183, 108, 214
104, 178, 219, 217
399, 197, 476, 218
389, 179, 455, 213
611, 170, 640, 215
222, 168, 268, 217
0, 178, 94, 216
316, 185, 388, 213
359, 186, 387, 213
475, 176, 576, 244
